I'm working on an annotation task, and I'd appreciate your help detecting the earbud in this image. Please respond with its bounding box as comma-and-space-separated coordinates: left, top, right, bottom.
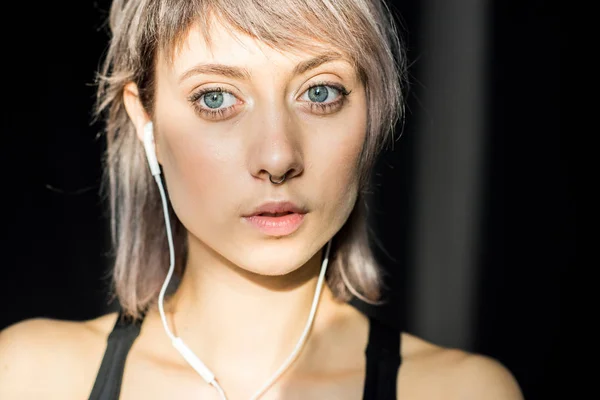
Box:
143, 121, 161, 176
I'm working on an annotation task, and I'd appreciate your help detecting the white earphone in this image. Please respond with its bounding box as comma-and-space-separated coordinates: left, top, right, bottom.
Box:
143, 122, 161, 177
141, 121, 331, 399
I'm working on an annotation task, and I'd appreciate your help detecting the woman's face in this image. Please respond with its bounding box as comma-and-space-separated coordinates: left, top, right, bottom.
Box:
148, 22, 367, 276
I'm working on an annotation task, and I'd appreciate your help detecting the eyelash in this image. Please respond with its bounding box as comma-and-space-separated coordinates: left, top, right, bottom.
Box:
188, 81, 352, 120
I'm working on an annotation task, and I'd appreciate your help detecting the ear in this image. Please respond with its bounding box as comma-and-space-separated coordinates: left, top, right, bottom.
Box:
123, 82, 151, 143
123, 83, 162, 166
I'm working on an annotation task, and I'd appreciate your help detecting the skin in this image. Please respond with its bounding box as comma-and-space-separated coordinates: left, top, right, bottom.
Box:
0, 20, 523, 400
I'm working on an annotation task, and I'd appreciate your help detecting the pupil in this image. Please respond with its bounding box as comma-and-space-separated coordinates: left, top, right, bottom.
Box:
204, 92, 224, 109
308, 86, 328, 103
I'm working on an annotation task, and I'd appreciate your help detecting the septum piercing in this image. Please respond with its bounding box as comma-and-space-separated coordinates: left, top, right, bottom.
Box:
269, 173, 286, 185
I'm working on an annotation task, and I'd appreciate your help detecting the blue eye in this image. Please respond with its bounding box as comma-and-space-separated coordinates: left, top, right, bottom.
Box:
300, 82, 351, 115
189, 82, 352, 120
203, 92, 224, 108
199, 89, 237, 110
307, 85, 330, 102
302, 84, 348, 104
188, 87, 241, 120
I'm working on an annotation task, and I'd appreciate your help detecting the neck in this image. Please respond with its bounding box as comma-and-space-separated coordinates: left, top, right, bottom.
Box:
159, 237, 334, 387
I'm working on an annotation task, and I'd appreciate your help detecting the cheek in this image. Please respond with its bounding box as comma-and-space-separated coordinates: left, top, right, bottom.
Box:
155, 116, 240, 231
309, 107, 366, 220
326, 135, 364, 212
150, 68, 242, 231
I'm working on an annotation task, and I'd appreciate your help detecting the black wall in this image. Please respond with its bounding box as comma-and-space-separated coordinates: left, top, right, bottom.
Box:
2, 2, 565, 399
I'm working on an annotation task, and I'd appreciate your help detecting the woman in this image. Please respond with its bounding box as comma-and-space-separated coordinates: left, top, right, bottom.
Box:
0, 0, 523, 399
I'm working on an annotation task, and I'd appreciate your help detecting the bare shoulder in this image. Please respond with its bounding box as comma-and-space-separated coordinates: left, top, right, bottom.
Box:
398, 333, 524, 400
0, 312, 119, 400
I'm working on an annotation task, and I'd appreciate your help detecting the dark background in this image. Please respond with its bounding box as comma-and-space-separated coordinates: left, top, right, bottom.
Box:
2, 1, 566, 399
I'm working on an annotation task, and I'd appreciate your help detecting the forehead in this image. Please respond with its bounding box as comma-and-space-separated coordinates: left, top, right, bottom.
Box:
179, 26, 298, 69
157, 18, 355, 79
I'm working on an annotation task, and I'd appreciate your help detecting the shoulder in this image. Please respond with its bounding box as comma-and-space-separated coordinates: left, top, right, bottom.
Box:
398, 333, 524, 400
0, 312, 119, 400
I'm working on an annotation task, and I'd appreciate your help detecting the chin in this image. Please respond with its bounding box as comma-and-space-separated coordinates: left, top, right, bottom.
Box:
234, 239, 320, 277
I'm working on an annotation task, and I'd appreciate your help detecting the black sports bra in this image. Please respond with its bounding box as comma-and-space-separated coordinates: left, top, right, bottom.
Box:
88, 307, 402, 399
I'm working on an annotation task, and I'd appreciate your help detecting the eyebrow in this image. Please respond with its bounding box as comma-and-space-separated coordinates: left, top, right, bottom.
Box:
178, 51, 344, 83
294, 52, 344, 75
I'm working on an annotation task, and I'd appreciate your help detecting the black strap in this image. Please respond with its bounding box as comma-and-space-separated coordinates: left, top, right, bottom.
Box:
362, 317, 402, 399
88, 310, 143, 400
87, 309, 400, 399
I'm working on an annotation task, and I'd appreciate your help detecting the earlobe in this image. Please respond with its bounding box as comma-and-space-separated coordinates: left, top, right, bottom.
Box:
123, 82, 150, 143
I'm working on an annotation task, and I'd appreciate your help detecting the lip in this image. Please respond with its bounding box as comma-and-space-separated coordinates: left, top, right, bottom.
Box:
244, 201, 306, 217
243, 201, 307, 237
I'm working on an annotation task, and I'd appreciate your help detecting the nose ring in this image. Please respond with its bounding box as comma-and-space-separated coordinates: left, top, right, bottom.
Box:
269, 173, 286, 185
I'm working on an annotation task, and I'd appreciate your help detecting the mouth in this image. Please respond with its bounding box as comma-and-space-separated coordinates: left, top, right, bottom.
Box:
243, 202, 307, 237
257, 211, 295, 217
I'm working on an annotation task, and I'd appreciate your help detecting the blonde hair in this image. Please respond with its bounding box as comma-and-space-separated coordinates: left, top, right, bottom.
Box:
96, 0, 406, 320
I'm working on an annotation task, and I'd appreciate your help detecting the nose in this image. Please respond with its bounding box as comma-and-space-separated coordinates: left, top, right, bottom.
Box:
247, 103, 304, 184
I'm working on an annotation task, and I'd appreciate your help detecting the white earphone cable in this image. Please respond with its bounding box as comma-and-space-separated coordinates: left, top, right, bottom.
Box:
153, 172, 330, 400
248, 240, 330, 400
155, 175, 227, 396
155, 175, 177, 342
